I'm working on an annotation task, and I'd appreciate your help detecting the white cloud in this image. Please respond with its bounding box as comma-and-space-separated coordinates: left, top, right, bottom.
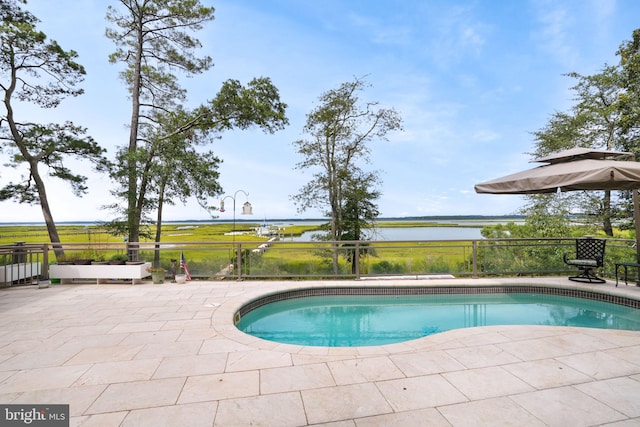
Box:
530, 0, 578, 68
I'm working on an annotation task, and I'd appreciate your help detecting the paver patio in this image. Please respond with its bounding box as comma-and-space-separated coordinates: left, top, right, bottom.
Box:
0, 277, 639, 426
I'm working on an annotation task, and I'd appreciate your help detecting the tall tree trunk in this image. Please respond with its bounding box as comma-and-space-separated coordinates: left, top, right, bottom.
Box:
127, 15, 145, 246
6, 88, 64, 257
153, 181, 166, 267
330, 196, 340, 275
351, 204, 360, 274
31, 162, 64, 258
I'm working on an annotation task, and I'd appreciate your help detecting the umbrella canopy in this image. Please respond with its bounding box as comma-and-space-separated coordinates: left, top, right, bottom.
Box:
475, 147, 640, 264
534, 147, 633, 164
474, 158, 640, 194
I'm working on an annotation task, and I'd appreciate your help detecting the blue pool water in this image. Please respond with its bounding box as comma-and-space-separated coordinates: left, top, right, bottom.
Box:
236, 293, 640, 347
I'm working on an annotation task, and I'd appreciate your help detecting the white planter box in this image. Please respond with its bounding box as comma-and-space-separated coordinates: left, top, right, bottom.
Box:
0, 262, 42, 284
49, 263, 152, 285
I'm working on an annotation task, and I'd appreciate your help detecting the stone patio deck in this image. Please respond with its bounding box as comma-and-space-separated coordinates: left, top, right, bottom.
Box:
0, 277, 639, 426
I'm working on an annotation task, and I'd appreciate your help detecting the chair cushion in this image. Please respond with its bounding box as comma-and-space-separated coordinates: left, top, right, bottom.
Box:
565, 259, 598, 267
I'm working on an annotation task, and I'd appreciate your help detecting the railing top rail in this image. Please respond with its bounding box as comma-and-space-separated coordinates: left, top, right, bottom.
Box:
14, 237, 638, 247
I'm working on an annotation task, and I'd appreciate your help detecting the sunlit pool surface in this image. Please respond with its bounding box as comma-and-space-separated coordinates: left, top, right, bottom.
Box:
236, 293, 640, 347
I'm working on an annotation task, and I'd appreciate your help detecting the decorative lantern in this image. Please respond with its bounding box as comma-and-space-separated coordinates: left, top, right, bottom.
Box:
219, 200, 225, 212
242, 201, 253, 215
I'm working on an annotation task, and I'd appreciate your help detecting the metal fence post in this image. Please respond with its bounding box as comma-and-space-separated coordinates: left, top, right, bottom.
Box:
42, 244, 49, 280
12, 241, 26, 264
355, 241, 360, 279
236, 242, 243, 281
472, 240, 478, 278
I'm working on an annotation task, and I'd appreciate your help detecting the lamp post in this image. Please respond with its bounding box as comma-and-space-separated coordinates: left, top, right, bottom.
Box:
220, 190, 252, 280
220, 190, 253, 242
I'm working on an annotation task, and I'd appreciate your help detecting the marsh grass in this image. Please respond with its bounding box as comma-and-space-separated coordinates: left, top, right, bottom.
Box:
244, 239, 471, 277
11, 221, 625, 278
0, 222, 327, 272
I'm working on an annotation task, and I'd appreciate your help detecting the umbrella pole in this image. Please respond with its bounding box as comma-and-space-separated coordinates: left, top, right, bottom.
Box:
634, 189, 640, 282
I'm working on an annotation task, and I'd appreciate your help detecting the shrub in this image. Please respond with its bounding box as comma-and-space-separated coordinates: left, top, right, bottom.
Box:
371, 260, 404, 274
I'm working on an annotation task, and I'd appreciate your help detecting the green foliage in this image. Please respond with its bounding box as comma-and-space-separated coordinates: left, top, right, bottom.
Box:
423, 255, 453, 273
249, 252, 341, 277
517, 195, 573, 238
109, 253, 129, 261
527, 29, 640, 236
481, 222, 516, 238
293, 77, 402, 227
208, 77, 289, 133
481, 197, 591, 274
0, 0, 85, 107
341, 173, 381, 241
106, 0, 215, 93
370, 260, 403, 274
478, 239, 569, 275
292, 77, 402, 274
0, 0, 109, 254
616, 28, 640, 136
0, 123, 110, 203
106, 0, 216, 243
106, 1, 288, 244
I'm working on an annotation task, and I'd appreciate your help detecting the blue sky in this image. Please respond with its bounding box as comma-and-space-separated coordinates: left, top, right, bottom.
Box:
2, 0, 639, 222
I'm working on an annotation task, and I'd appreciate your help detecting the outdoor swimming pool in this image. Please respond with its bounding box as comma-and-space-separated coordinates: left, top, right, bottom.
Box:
236, 287, 640, 347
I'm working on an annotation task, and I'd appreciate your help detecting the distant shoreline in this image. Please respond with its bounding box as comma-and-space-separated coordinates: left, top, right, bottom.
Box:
0, 215, 525, 227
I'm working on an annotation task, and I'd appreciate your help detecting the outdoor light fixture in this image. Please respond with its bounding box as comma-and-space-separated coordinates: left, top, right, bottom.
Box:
242, 201, 253, 215
220, 190, 252, 242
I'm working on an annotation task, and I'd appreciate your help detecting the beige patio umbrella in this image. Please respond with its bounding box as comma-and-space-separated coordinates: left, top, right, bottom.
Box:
475, 147, 640, 263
